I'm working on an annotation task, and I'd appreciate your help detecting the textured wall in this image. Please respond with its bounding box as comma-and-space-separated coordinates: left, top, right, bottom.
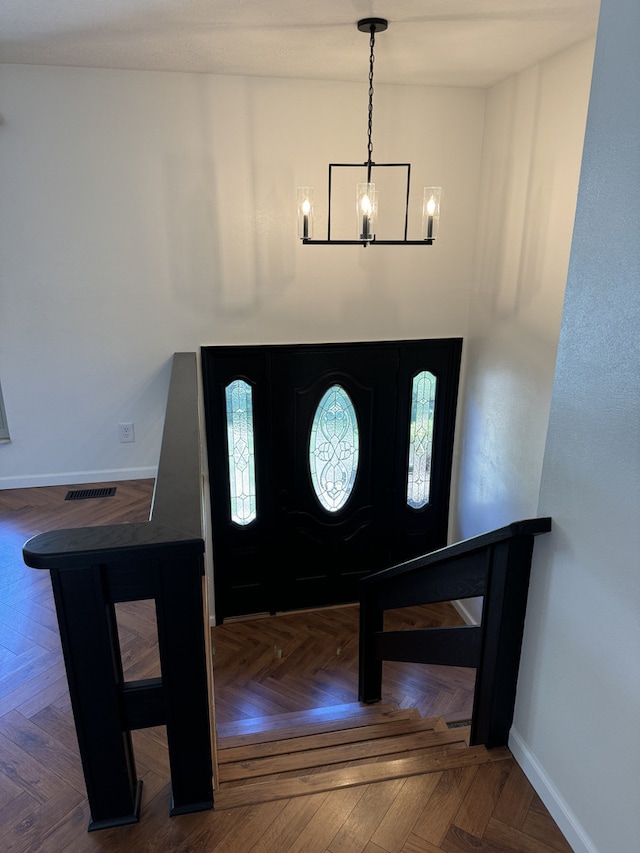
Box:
511, 1, 640, 850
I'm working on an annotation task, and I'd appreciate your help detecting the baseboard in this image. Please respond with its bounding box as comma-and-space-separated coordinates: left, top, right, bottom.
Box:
509, 727, 599, 853
451, 598, 480, 625
210, 601, 484, 637
0, 467, 157, 490
208, 601, 359, 629
210, 600, 478, 631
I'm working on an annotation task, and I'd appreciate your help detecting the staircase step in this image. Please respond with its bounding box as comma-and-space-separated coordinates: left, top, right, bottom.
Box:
214, 707, 498, 811
219, 715, 448, 764
217, 702, 418, 747
219, 725, 471, 782
215, 743, 512, 809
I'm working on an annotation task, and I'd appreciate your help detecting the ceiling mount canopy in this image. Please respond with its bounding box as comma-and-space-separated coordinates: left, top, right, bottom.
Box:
356, 17, 388, 34
298, 18, 441, 247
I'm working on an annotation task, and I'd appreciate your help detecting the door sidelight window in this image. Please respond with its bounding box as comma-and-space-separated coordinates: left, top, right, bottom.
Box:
406, 370, 437, 509
225, 379, 257, 526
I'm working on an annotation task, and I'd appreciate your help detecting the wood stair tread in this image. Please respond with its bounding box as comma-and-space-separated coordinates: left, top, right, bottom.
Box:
216, 702, 419, 747
215, 743, 512, 809
214, 709, 505, 811
218, 715, 450, 764
219, 725, 471, 781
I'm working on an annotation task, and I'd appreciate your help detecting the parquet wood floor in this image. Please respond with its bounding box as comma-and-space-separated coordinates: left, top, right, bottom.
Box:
211, 604, 475, 729
0, 480, 573, 852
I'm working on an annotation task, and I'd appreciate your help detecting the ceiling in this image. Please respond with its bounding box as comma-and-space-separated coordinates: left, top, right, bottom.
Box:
0, 0, 600, 88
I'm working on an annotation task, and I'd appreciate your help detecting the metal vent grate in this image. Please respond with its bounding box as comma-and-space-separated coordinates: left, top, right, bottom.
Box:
65, 487, 117, 501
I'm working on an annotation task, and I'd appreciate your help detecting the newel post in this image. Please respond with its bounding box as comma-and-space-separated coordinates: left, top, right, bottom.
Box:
470, 533, 538, 748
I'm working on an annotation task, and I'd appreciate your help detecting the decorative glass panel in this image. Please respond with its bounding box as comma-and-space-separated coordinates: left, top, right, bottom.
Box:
309, 385, 359, 513
225, 380, 257, 526
406, 371, 437, 509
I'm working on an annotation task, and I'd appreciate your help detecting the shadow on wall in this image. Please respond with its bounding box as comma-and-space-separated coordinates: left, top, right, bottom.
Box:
474, 66, 547, 319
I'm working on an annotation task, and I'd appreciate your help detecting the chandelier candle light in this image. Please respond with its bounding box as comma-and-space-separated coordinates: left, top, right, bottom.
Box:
298, 18, 441, 246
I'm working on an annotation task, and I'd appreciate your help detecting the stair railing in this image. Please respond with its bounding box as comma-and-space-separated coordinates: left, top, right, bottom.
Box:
22, 352, 214, 831
359, 517, 551, 748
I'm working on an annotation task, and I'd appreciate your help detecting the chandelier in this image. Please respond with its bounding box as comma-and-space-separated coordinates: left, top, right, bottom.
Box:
298, 18, 441, 247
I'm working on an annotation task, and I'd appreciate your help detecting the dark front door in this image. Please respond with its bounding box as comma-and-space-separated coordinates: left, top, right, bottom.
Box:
202, 339, 462, 622
268, 344, 398, 613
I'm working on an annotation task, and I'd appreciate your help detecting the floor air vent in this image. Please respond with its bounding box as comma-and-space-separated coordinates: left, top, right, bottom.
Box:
65, 487, 117, 501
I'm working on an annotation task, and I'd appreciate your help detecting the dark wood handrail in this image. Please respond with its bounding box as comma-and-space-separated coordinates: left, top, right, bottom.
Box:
22, 352, 214, 831
359, 517, 551, 748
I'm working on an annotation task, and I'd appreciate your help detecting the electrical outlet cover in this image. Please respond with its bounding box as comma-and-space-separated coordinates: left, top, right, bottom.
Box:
118, 422, 135, 442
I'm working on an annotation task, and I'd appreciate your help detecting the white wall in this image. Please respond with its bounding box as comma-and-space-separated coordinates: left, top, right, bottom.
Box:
1, 31, 626, 853
510, 1, 640, 850
453, 40, 595, 623
0, 65, 484, 487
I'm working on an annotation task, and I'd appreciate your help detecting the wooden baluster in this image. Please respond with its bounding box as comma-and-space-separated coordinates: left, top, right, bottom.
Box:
358, 588, 384, 703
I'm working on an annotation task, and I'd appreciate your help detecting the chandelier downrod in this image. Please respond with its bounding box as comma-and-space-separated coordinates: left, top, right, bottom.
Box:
358, 18, 388, 178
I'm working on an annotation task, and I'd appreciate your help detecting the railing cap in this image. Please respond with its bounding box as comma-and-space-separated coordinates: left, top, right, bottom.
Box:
361, 517, 552, 587
23, 521, 204, 571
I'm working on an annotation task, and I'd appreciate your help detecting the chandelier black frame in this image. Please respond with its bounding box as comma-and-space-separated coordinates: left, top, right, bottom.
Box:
298, 18, 441, 247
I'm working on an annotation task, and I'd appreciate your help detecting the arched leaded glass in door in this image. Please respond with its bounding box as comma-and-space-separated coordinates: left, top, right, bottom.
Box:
225, 379, 257, 526
406, 370, 437, 509
309, 384, 359, 512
